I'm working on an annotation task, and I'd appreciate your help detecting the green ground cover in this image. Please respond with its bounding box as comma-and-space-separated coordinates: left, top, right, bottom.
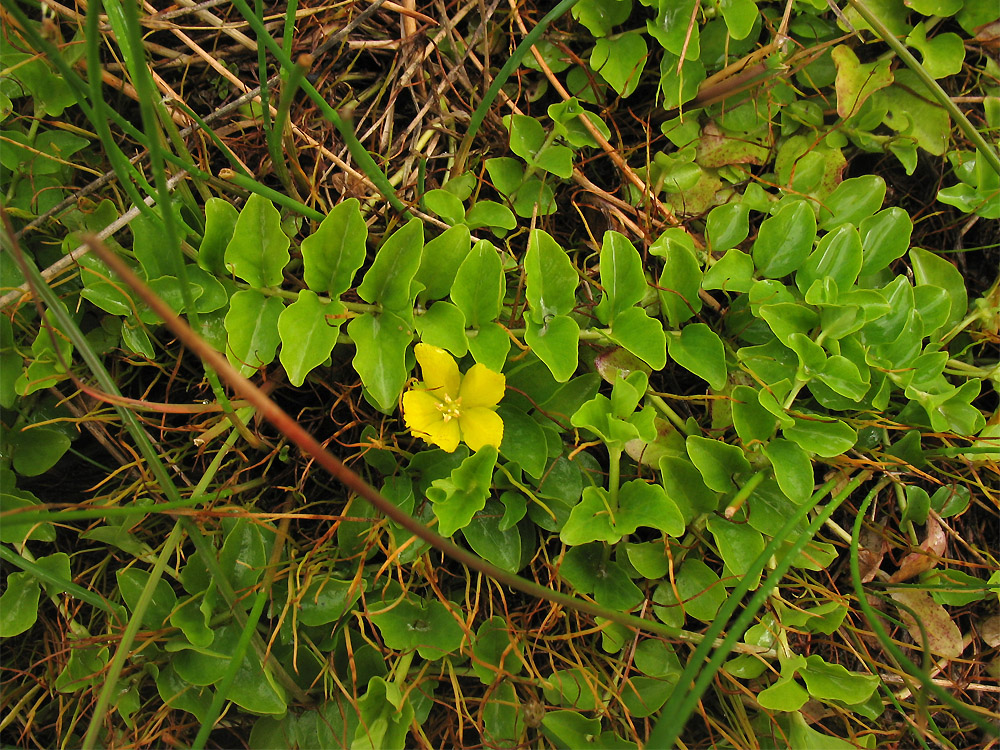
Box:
1, 0, 998, 747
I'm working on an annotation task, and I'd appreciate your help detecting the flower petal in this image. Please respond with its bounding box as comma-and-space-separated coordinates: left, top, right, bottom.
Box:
403, 390, 461, 452
460, 407, 504, 451
424, 418, 461, 453
459, 363, 506, 408
415, 342, 460, 398
403, 390, 443, 433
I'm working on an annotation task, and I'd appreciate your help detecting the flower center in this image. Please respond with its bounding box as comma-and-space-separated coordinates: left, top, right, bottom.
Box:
436, 393, 462, 422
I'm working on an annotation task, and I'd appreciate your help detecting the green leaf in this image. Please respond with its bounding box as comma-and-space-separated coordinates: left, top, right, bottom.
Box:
763, 438, 813, 503
370, 598, 464, 660
548, 97, 612, 147
277, 290, 343, 386
560, 487, 619, 545
423, 188, 465, 224
220, 518, 267, 593
357, 218, 423, 310
347, 311, 412, 413
608, 307, 666, 370
497, 405, 548, 479
506, 114, 573, 178
0, 487, 55, 543
832, 45, 893, 119
910, 246, 967, 333
625, 541, 670, 580
197, 197, 238, 275
752, 200, 816, 278
224, 290, 284, 376
0, 572, 40, 636
484, 682, 524, 747
471, 615, 524, 684
464, 200, 516, 232
224, 193, 290, 287
666, 323, 727, 390
541, 710, 602, 750
796, 223, 862, 294
651, 229, 702, 327
595, 231, 647, 324
658, 456, 719, 524
907, 23, 965, 79
706, 202, 750, 254
653, 559, 725, 625
415, 224, 471, 302
300, 198, 367, 296
467, 321, 510, 372
616, 479, 685, 537
591, 31, 647, 98
414, 301, 467, 357
572, 0, 631, 37
702, 248, 754, 293
524, 230, 578, 322
463, 499, 527, 573
800, 654, 880, 703
758, 303, 820, 347
686, 436, 751, 493
706, 515, 765, 580
298, 576, 363, 626
757, 673, 809, 711
451, 240, 505, 328
526, 316, 580, 383
880, 70, 951, 156
731, 384, 778, 446
819, 175, 886, 230
10, 426, 70, 477
648, 0, 700, 58
859, 207, 912, 276
428, 445, 498, 536
116, 567, 178, 629
720, 0, 758, 39
783, 416, 857, 457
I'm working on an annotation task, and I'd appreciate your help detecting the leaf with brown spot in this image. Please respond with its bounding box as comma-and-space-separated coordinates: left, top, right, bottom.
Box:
889, 589, 964, 659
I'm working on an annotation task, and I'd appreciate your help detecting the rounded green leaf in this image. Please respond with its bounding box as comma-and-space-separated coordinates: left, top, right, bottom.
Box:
763, 438, 814, 503
11, 426, 70, 477
278, 290, 343, 386
796, 223, 862, 294
0, 572, 40, 636
666, 323, 727, 390
347, 311, 412, 413
819, 175, 886, 230
731, 384, 778, 446
859, 207, 911, 276
357, 218, 423, 310
753, 200, 816, 278
706, 202, 750, 254
370, 598, 464, 659
707, 515, 765, 580
415, 224, 471, 303
300, 198, 367, 296
783, 416, 857, 457
653, 558, 725, 625
451, 240, 505, 329
524, 230, 578, 322
525, 316, 579, 383
591, 31, 647, 98
686, 436, 752, 493
224, 193, 290, 287
298, 576, 363, 627
197, 197, 238, 275
224, 290, 284, 376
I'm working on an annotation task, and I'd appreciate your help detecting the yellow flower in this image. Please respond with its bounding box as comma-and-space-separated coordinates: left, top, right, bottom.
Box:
402, 343, 505, 453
